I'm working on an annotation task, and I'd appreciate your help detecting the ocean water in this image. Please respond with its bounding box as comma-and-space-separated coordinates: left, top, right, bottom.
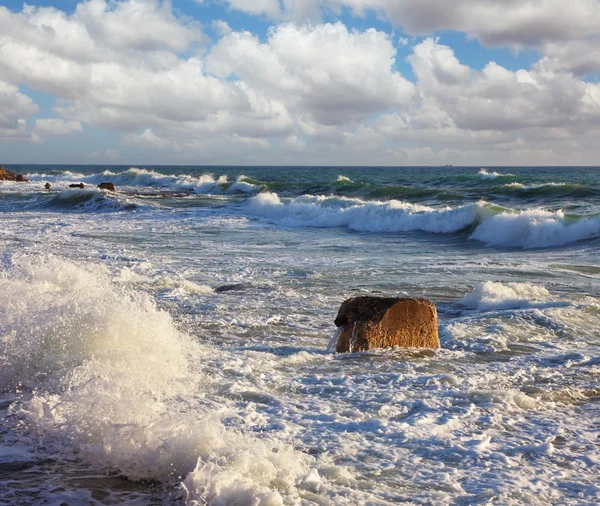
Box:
0, 165, 599, 505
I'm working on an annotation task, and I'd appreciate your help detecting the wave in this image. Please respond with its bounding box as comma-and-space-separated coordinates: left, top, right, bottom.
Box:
471, 208, 600, 248
460, 281, 553, 311
478, 168, 515, 180
494, 182, 597, 198
42, 189, 145, 212
24, 168, 261, 195
246, 192, 600, 249
0, 254, 313, 503
246, 192, 489, 234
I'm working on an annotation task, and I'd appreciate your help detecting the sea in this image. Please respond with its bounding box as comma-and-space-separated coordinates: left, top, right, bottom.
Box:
0, 165, 599, 505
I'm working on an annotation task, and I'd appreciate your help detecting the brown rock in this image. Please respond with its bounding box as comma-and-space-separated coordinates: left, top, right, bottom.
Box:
69, 183, 85, 189
333, 296, 439, 353
44, 183, 52, 190
98, 182, 116, 191
0, 167, 29, 182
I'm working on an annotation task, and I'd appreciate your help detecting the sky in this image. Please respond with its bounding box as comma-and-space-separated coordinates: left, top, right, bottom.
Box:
1, 0, 600, 166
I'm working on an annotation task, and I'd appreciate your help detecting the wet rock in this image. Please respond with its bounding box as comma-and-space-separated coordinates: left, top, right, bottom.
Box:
44, 183, 52, 190
98, 182, 115, 191
214, 283, 250, 293
0, 167, 29, 182
334, 296, 439, 353
69, 183, 85, 189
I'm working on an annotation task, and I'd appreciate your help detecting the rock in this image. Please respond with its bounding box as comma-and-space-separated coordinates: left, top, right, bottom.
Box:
98, 182, 115, 191
333, 296, 439, 353
214, 283, 250, 293
0, 167, 29, 182
69, 183, 85, 189
44, 183, 52, 190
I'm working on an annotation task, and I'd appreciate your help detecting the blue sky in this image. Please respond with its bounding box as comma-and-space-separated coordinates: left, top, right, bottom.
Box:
1, 0, 599, 165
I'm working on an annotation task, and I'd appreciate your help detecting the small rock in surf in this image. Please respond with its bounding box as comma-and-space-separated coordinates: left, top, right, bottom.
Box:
98, 182, 116, 191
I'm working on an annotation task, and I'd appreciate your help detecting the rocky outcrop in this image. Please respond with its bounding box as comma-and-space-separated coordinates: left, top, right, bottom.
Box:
98, 182, 115, 191
69, 183, 85, 189
333, 296, 439, 353
0, 167, 29, 182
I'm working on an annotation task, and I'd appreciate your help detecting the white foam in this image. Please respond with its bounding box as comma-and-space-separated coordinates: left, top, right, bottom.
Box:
246, 192, 484, 233
460, 281, 552, 311
478, 168, 515, 180
336, 175, 353, 183
471, 208, 600, 248
0, 254, 311, 503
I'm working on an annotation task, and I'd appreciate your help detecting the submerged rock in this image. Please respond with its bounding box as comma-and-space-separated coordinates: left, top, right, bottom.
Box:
69, 183, 85, 189
333, 296, 439, 352
0, 167, 29, 182
214, 283, 250, 293
98, 182, 116, 191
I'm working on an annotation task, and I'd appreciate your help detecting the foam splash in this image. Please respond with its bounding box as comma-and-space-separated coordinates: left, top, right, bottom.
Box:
460, 281, 552, 311
0, 254, 312, 503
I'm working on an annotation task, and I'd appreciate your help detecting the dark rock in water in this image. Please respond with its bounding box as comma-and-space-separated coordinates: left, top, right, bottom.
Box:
0, 167, 29, 182
214, 283, 250, 293
98, 182, 115, 191
334, 296, 439, 353
69, 183, 85, 189
44, 183, 52, 190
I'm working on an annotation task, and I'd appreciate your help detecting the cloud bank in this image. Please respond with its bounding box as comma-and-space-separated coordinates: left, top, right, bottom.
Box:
1, 0, 600, 164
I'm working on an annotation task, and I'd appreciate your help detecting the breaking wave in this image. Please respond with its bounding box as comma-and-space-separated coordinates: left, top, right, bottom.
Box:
471, 208, 600, 248
24, 168, 261, 195
0, 255, 313, 504
42, 189, 145, 212
246, 192, 600, 249
246, 192, 489, 234
478, 168, 515, 180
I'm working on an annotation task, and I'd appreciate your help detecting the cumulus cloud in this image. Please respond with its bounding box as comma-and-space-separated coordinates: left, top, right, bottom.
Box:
220, 0, 600, 74
2, 0, 600, 164
206, 22, 415, 125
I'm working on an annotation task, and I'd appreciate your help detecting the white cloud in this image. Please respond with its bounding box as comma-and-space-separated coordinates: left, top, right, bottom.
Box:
0, 80, 38, 142
34, 118, 84, 137
406, 38, 600, 133
206, 22, 415, 125
219, 0, 600, 74
2, 0, 600, 164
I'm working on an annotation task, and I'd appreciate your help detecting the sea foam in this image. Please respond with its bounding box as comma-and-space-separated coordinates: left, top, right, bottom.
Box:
0, 254, 312, 504
460, 281, 552, 311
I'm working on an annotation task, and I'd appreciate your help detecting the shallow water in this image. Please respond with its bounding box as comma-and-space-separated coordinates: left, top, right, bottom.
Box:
1, 165, 599, 505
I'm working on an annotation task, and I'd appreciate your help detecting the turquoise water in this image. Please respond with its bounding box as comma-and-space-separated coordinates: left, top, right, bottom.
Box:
1, 165, 599, 505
